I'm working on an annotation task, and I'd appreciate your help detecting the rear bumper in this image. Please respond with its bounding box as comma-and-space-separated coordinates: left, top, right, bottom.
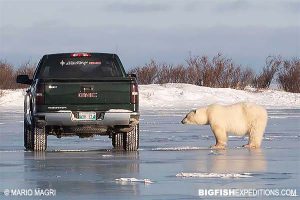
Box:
35, 110, 139, 126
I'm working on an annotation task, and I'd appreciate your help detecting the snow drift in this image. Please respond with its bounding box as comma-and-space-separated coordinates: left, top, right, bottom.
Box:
0, 83, 299, 111
140, 84, 300, 109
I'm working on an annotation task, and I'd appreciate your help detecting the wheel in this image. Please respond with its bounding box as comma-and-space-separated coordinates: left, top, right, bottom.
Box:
33, 123, 47, 151
123, 124, 139, 151
33, 120, 47, 151
112, 133, 124, 149
24, 119, 47, 151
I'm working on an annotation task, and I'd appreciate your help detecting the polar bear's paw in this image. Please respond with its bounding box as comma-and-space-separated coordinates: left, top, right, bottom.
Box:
210, 144, 226, 150
242, 144, 258, 149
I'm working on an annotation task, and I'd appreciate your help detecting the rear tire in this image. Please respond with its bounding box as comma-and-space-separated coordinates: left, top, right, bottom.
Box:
26, 120, 47, 151
123, 124, 139, 151
33, 121, 47, 151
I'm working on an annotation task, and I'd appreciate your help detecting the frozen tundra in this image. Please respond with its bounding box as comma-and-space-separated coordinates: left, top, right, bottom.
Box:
17, 52, 139, 151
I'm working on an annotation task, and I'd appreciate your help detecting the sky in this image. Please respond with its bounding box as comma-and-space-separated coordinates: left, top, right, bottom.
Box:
0, 0, 299, 71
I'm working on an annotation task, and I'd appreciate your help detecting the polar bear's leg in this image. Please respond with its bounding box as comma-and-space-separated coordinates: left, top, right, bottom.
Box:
244, 125, 265, 148
210, 125, 227, 149
244, 109, 267, 148
243, 134, 263, 148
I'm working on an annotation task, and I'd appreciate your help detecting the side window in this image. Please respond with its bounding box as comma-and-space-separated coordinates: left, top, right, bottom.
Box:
32, 58, 44, 80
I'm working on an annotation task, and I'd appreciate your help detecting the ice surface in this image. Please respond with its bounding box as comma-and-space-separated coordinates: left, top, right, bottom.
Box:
0, 86, 299, 199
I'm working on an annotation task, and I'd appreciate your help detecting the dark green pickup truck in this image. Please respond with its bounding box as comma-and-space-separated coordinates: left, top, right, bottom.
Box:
17, 53, 139, 151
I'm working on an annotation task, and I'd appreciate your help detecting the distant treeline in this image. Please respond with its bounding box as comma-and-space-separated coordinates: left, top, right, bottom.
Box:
0, 54, 299, 93
0, 60, 35, 90
129, 54, 299, 93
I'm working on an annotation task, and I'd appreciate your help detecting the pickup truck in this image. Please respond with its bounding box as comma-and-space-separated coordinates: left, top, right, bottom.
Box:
16, 52, 139, 151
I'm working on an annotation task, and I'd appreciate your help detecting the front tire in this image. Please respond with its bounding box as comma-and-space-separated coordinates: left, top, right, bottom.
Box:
112, 133, 124, 149
24, 120, 33, 150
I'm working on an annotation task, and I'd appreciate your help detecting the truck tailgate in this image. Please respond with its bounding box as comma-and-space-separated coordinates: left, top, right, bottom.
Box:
44, 81, 131, 105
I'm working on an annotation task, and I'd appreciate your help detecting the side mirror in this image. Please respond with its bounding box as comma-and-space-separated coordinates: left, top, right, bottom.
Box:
16, 75, 32, 85
128, 73, 137, 78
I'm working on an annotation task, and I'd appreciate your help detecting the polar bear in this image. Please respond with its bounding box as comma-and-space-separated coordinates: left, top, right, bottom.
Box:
181, 102, 268, 149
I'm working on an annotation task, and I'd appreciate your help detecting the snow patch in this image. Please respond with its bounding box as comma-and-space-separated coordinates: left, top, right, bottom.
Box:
269, 116, 300, 119
52, 149, 89, 152
0, 150, 25, 152
102, 154, 113, 158
115, 178, 153, 184
0, 89, 25, 109
264, 135, 299, 141
152, 146, 209, 151
176, 172, 253, 178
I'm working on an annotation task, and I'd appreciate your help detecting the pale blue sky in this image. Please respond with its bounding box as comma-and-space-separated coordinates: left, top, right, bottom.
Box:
0, 0, 299, 70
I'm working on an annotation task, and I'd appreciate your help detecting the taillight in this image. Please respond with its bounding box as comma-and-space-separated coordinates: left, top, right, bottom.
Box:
70, 53, 91, 57
130, 83, 139, 104
36, 83, 45, 105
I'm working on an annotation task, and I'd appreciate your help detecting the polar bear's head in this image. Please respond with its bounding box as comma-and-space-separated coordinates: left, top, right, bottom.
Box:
181, 108, 208, 125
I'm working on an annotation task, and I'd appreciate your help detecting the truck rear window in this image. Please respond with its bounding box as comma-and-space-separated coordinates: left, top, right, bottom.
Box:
38, 55, 124, 79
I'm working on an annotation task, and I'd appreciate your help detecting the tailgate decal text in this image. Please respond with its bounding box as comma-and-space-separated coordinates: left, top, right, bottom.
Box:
78, 93, 98, 98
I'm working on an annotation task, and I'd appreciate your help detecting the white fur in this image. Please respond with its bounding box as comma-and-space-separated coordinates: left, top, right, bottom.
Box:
182, 102, 268, 149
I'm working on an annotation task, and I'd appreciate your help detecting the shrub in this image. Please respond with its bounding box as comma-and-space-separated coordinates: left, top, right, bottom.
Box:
185, 56, 202, 85
277, 58, 300, 93
0, 60, 15, 89
14, 61, 36, 89
130, 54, 254, 89
128, 60, 159, 84
0, 60, 36, 89
252, 56, 281, 89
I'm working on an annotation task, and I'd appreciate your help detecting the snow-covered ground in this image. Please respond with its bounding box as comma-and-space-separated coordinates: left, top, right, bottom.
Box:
140, 84, 300, 109
1, 84, 299, 110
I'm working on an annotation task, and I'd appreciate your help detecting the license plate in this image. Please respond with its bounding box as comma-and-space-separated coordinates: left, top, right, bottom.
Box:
78, 112, 96, 120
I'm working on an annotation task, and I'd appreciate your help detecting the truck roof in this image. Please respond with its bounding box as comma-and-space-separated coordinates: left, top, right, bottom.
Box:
43, 52, 118, 58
